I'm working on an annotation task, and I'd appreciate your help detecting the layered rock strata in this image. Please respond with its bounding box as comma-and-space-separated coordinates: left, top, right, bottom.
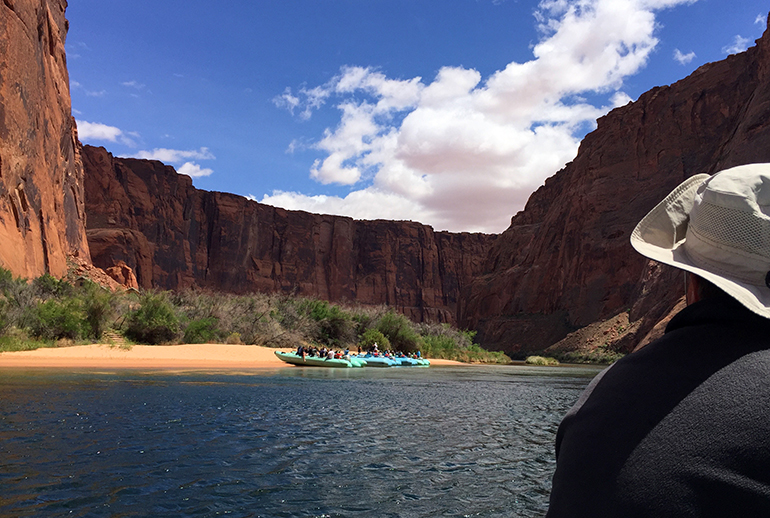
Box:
83, 145, 495, 324
460, 19, 770, 354
0, 0, 89, 278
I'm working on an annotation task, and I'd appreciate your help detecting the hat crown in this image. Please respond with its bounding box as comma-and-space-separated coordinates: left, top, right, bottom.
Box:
686, 165, 770, 285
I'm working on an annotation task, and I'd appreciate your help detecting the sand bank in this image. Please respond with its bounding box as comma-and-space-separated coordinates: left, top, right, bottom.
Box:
0, 344, 464, 369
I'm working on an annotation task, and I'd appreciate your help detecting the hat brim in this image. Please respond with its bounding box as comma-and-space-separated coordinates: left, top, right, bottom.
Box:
630, 173, 770, 319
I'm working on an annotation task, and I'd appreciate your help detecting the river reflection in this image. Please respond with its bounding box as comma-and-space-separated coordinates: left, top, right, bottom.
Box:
0, 364, 601, 517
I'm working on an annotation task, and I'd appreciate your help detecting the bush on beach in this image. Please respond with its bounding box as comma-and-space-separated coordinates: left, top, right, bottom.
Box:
183, 317, 221, 344
359, 328, 390, 351
28, 298, 88, 340
124, 291, 180, 345
376, 311, 423, 353
525, 355, 560, 366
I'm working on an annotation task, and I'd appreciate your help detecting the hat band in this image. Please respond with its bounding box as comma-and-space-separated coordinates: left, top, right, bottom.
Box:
685, 224, 770, 287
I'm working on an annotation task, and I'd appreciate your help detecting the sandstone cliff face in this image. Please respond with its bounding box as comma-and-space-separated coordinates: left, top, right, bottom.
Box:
0, 0, 89, 279
83, 145, 495, 323
460, 21, 770, 354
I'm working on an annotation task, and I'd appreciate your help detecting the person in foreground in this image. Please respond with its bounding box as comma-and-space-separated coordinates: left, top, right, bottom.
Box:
546, 163, 770, 517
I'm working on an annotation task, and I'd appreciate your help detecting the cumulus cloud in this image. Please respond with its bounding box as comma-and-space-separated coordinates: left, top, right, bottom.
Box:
77, 120, 137, 146
177, 162, 214, 178
269, 0, 700, 233
723, 35, 751, 55
135, 147, 216, 178
673, 48, 696, 65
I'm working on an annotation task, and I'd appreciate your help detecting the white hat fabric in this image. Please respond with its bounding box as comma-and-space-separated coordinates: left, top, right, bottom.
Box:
631, 163, 770, 319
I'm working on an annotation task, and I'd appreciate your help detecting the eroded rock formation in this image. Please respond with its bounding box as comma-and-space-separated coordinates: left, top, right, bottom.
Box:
83, 145, 495, 323
0, 0, 89, 279
460, 18, 770, 354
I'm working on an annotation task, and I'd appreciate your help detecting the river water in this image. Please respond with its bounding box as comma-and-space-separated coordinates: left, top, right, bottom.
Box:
0, 364, 601, 518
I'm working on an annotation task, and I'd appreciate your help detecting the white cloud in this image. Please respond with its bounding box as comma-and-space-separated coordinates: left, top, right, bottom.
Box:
177, 162, 214, 178
261, 189, 431, 223
273, 87, 300, 115
610, 91, 633, 107
673, 48, 696, 65
70, 80, 109, 98
756, 14, 766, 25
723, 35, 751, 55
135, 147, 215, 163
121, 80, 145, 89
77, 120, 137, 147
269, 0, 700, 233
135, 147, 216, 178
273, 85, 331, 120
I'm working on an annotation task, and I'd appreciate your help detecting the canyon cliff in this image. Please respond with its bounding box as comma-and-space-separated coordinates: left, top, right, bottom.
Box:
459, 19, 770, 354
9, 0, 770, 355
83, 145, 495, 324
0, 0, 89, 279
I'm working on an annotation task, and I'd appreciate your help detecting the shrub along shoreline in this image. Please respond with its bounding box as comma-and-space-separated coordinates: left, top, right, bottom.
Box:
0, 267, 510, 364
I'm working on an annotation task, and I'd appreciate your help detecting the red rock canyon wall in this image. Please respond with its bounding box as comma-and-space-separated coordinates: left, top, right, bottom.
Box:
0, 0, 89, 278
82, 145, 496, 324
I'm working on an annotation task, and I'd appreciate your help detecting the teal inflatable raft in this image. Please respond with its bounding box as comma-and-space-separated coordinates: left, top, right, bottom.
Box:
275, 351, 366, 368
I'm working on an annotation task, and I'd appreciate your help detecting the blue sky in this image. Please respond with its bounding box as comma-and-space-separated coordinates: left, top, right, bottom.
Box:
67, 0, 770, 233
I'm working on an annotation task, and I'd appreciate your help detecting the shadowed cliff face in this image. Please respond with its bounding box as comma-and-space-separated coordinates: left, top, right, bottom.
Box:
460, 19, 770, 354
0, 0, 89, 278
82, 145, 496, 324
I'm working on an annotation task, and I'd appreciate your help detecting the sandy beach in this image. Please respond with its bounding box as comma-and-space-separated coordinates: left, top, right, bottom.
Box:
0, 344, 464, 370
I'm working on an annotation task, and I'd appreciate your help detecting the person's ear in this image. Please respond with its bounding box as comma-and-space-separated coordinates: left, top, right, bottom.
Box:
686, 272, 701, 305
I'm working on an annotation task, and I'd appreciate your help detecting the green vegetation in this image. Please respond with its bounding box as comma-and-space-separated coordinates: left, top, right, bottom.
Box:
0, 266, 509, 363
516, 347, 624, 365
417, 324, 509, 364
556, 349, 625, 364
525, 355, 560, 366
376, 311, 423, 353
125, 291, 180, 344
0, 268, 116, 351
360, 328, 390, 350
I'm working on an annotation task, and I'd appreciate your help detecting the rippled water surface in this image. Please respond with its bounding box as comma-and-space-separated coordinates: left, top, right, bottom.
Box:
0, 364, 600, 517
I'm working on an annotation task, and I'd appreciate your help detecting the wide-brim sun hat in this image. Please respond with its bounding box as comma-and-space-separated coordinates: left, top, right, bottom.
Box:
631, 163, 770, 319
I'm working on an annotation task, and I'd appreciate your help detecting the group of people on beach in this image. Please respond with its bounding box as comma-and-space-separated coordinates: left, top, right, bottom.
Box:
295, 344, 352, 361
294, 342, 423, 361
358, 341, 424, 360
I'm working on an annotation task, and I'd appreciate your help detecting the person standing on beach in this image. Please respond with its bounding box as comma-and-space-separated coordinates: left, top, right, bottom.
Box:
547, 164, 770, 517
